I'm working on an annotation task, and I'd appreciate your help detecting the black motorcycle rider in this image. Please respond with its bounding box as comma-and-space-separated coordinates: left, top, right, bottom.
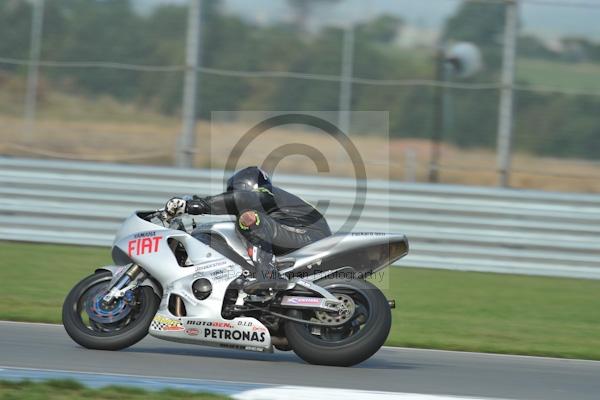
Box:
165, 166, 332, 293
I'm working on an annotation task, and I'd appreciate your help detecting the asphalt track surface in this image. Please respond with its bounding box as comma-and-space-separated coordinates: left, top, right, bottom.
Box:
1, 321, 599, 399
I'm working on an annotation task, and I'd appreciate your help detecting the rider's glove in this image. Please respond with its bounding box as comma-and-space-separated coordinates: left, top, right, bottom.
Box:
186, 196, 210, 215
165, 197, 187, 216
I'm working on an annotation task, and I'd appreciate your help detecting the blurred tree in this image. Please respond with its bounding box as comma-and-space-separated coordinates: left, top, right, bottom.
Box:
558, 37, 600, 63
0, 0, 33, 69
356, 15, 403, 45
286, 0, 340, 31
137, 4, 187, 113
518, 34, 557, 61
270, 27, 342, 110
514, 91, 600, 158
42, 0, 152, 99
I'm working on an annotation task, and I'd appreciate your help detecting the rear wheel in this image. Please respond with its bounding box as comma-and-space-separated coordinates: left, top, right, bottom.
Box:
284, 278, 391, 366
62, 271, 159, 350
274, 343, 293, 351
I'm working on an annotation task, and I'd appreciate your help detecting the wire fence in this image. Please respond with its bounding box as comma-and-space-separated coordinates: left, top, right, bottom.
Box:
6, 55, 600, 96
1, 0, 600, 192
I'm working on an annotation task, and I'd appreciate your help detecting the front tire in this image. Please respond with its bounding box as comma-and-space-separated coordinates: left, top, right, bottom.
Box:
285, 278, 391, 367
62, 271, 159, 350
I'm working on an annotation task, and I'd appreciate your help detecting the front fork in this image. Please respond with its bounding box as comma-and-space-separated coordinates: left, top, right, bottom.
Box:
102, 264, 143, 305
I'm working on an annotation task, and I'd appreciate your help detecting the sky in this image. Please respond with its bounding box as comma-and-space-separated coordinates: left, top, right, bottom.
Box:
132, 0, 600, 40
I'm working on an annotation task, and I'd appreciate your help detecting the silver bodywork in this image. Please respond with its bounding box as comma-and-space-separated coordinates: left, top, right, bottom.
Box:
99, 211, 408, 353
194, 222, 409, 276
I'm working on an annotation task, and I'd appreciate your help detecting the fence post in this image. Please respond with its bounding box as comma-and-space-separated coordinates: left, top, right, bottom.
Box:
177, 0, 203, 168
496, 0, 518, 187
429, 46, 450, 183
24, 0, 45, 143
404, 148, 417, 182
338, 24, 355, 136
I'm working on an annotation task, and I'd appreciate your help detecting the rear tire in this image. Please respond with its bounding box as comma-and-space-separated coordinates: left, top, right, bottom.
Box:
285, 278, 391, 367
62, 271, 159, 350
274, 343, 293, 352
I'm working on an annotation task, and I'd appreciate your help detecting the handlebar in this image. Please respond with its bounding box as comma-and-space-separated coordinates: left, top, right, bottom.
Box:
138, 209, 166, 221
139, 209, 189, 231
137, 209, 171, 225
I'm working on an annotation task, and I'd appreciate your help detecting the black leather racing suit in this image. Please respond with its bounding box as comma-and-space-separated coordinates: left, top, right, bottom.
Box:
187, 187, 331, 279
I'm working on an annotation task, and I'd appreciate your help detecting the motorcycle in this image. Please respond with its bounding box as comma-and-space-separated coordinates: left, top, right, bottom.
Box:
62, 209, 408, 366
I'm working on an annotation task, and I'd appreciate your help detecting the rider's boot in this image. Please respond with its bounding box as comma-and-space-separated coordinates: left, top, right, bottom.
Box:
243, 245, 288, 294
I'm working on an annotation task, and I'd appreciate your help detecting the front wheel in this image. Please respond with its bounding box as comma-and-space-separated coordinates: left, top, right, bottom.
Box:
62, 271, 159, 350
284, 278, 391, 367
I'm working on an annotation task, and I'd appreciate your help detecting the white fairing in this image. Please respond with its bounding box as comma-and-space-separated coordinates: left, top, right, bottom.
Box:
112, 212, 271, 352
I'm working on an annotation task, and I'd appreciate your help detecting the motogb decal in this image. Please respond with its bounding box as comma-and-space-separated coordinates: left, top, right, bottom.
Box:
128, 236, 162, 256
187, 320, 234, 328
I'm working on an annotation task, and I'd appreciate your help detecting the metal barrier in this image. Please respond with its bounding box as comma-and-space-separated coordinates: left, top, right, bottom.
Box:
1, 156, 599, 279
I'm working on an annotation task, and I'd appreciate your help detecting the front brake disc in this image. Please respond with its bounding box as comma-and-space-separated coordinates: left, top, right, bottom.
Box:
85, 286, 132, 324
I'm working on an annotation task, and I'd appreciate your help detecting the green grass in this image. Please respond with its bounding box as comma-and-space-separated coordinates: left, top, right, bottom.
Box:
0, 242, 110, 322
0, 379, 229, 400
517, 57, 600, 93
1, 241, 599, 360
378, 268, 600, 360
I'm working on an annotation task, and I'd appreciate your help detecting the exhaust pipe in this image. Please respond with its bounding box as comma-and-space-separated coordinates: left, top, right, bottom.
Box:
388, 299, 396, 309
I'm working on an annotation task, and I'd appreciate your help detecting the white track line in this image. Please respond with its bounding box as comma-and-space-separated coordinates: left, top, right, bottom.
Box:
0, 365, 275, 388
232, 386, 511, 400
0, 365, 510, 400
